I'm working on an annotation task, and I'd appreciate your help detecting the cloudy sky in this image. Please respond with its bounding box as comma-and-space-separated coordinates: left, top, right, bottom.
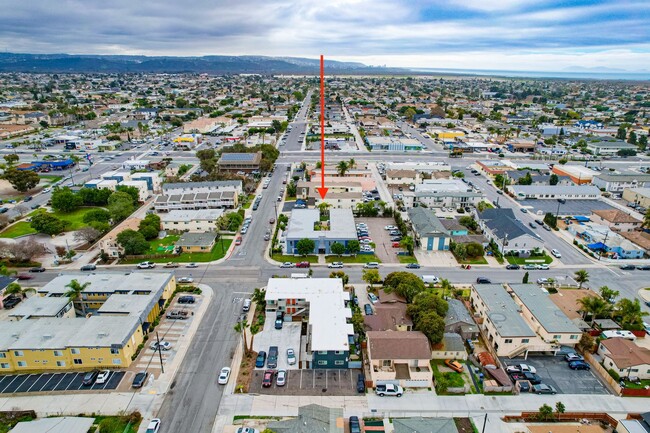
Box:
1, 0, 649, 71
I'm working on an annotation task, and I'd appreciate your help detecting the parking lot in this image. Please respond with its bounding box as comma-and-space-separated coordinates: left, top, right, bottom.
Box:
252, 313, 302, 370
248, 368, 362, 396
357, 217, 401, 264
506, 355, 610, 395
0, 371, 125, 394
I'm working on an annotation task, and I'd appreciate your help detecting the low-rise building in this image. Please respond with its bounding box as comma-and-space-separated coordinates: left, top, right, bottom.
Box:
431, 333, 468, 361
366, 331, 433, 387
119, 180, 149, 202
591, 209, 642, 232
411, 179, 482, 209
99, 217, 141, 258
509, 185, 600, 200
296, 181, 363, 209
265, 278, 353, 369
9, 297, 74, 320
598, 337, 650, 380
284, 209, 357, 255
623, 187, 650, 208
444, 299, 478, 340
267, 404, 343, 433
568, 223, 645, 259
9, 417, 95, 433
217, 152, 262, 173
407, 207, 451, 251
176, 232, 217, 253
367, 136, 423, 151
161, 209, 223, 232
586, 139, 638, 156
552, 165, 597, 185
593, 172, 650, 193
155, 181, 241, 211
122, 159, 150, 171
478, 208, 543, 254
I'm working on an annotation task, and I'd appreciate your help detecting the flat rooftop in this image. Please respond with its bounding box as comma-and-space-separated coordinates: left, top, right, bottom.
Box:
473, 284, 536, 338
38, 272, 173, 296
509, 284, 581, 334
161, 208, 224, 222
285, 208, 357, 240
9, 296, 71, 318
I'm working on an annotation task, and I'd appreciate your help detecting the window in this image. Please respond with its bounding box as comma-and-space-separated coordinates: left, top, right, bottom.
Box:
54, 350, 63, 357
553, 335, 561, 340
0, 353, 5, 358
17, 361, 27, 367
334, 360, 344, 366
317, 351, 327, 355
56, 361, 65, 367
504, 339, 512, 344
382, 360, 391, 367
521, 339, 530, 344
13, 350, 23, 357
317, 360, 327, 366
110, 348, 119, 354
334, 351, 344, 355
570, 335, 578, 340
73, 359, 83, 365
0, 363, 9, 369
71, 348, 80, 354
113, 359, 122, 365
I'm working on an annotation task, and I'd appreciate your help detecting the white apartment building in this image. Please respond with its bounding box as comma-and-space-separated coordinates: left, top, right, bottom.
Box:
411, 179, 482, 208
160, 209, 223, 232
154, 181, 242, 212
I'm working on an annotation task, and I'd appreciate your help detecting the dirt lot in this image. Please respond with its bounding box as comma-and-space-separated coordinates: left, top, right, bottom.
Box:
357, 217, 400, 264
549, 288, 597, 320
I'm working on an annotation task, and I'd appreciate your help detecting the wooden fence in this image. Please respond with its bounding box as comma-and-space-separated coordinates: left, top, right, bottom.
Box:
503, 412, 618, 425
583, 352, 622, 395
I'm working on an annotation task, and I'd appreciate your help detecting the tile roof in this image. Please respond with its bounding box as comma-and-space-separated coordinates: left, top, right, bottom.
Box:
601, 337, 650, 368
592, 209, 641, 224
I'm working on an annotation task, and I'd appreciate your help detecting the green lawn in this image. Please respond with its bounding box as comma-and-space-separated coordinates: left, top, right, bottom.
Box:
506, 254, 553, 265
92, 415, 141, 433
325, 254, 381, 264
29, 207, 104, 231
398, 255, 418, 264
0, 221, 37, 238
121, 239, 233, 264
241, 194, 255, 210
39, 174, 63, 184
456, 255, 488, 265
0, 413, 35, 433
431, 360, 465, 393
272, 254, 319, 264
622, 379, 650, 389
147, 235, 180, 254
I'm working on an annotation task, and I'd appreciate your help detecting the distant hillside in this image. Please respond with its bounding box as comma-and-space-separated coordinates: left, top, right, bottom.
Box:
0, 53, 401, 74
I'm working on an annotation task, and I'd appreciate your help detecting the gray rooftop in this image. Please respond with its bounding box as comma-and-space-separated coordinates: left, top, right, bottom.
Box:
161, 208, 223, 222
37, 272, 173, 296
9, 296, 71, 319
393, 417, 459, 433
445, 298, 474, 326
479, 208, 540, 241
10, 417, 95, 433
442, 333, 466, 352
509, 284, 581, 334
162, 180, 242, 192
473, 284, 536, 338
285, 208, 357, 240
408, 208, 450, 237
177, 231, 217, 247
267, 404, 344, 433
509, 184, 601, 196
596, 172, 650, 183
97, 294, 158, 323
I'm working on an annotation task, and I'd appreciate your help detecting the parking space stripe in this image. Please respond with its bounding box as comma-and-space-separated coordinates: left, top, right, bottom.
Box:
65, 373, 79, 390
49, 373, 66, 390
26, 375, 41, 392
1, 375, 21, 393
41, 374, 56, 391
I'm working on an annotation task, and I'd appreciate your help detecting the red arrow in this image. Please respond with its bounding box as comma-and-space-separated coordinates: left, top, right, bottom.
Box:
316, 54, 329, 200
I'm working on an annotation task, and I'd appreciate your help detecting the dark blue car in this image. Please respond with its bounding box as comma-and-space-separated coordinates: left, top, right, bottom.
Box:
364, 304, 373, 315
255, 351, 267, 368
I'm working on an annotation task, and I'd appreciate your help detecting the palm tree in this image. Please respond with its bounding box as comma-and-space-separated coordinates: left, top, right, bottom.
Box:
64, 279, 91, 316
336, 160, 349, 176
348, 158, 356, 170
249, 322, 261, 352
251, 287, 266, 308
4, 282, 36, 299
234, 319, 250, 354
578, 296, 612, 325
574, 269, 589, 290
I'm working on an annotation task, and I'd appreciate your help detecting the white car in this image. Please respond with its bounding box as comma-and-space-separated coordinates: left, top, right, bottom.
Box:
150, 341, 172, 351
287, 348, 296, 365
328, 262, 344, 268
137, 261, 156, 269
276, 369, 287, 386
145, 418, 161, 433
506, 363, 537, 374
537, 278, 550, 284
384, 225, 397, 230
178, 277, 194, 283
218, 367, 231, 384
95, 370, 111, 384
280, 262, 295, 268
551, 249, 562, 258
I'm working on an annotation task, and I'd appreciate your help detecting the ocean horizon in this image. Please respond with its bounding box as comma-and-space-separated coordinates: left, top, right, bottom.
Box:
410, 67, 650, 81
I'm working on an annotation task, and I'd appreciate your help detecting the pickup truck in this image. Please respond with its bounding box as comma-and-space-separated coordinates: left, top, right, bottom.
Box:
375, 383, 404, 397
163, 262, 179, 268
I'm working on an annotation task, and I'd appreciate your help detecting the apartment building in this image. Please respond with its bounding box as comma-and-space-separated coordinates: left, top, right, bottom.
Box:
296, 181, 364, 209
411, 179, 482, 209
365, 331, 433, 388
509, 185, 601, 200
284, 209, 358, 255
217, 152, 262, 173
264, 278, 354, 369
592, 172, 650, 193
155, 181, 242, 211
161, 209, 223, 232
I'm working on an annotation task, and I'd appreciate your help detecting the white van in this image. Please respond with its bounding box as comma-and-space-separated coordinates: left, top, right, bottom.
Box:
422, 275, 439, 284
242, 299, 252, 312
363, 262, 379, 269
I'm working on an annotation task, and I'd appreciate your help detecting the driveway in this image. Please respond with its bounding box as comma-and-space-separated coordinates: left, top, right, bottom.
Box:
505, 355, 609, 395
252, 313, 302, 370
248, 368, 362, 396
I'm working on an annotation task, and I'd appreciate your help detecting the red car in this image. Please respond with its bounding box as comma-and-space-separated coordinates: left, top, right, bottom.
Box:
17, 274, 33, 280
262, 370, 274, 387
235, 236, 242, 246
295, 261, 310, 268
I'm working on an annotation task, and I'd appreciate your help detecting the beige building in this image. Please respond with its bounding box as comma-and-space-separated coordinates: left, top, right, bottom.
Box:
591, 209, 642, 232
296, 181, 364, 209
366, 331, 433, 388
623, 187, 650, 209
99, 217, 141, 258
598, 337, 650, 380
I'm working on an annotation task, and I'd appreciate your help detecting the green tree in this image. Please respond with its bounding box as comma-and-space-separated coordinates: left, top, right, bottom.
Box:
574, 269, 589, 290
252, 287, 266, 308
452, 242, 467, 260
350, 309, 365, 335
407, 292, 448, 323
346, 240, 360, 255
555, 401, 565, 420
523, 271, 529, 284
78, 187, 112, 206
613, 298, 648, 331
627, 131, 637, 145
115, 186, 140, 204
108, 191, 135, 222
537, 404, 554, 421
30, 213, 66, 235
415, 311, 445, 344
3, 167, 40, 192
233, 319, 250, 354
336, 160, 349, 176
51, 187, 83, 213
465, 242, 484, 258
599, 286, 619, 304
518, 172, 533, 185
296, 238, 315, 256
64, 279, 91, 315
578, 296, 613, 324
329, 271, 349, 285
116, 229, 149, 255
459, 216, 478, 231
83, 208, 111, 224
3, 154, 19, 166
549, 174, 559, 186
639, 134, 648, 151
330, 242, 345, 256
399, 236, 414, 255
577, 333, 595, 353
616, 126, 627, 140
4, 282, 36, 299
139, 214, 161, 240
544, 212, 557, 229
362, 269, 381, 288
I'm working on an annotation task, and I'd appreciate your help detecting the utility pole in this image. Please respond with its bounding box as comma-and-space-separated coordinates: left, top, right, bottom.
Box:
155, 332, 164, 374
481, 413, 488, 433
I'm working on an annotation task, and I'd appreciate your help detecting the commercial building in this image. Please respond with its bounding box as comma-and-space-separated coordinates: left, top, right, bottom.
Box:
551, 165, 597, 185
592, 172, 650, 193
122, 159, 150, 170
407, 207, 450, 251
155, 180, 241, 211
509, 185, 600, 201
217, 152, 262, 173
265, 278, 354, 369
161, 209, 223, 232
366, 331, 433, 388
284, 209, 358, 255
366, 136, 423, 151
623, 187, 650, 208
478, 208, 543, 254
411, 179, 482, 209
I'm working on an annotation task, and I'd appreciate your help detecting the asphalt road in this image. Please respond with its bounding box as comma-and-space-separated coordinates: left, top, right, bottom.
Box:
282, 90, 312, 152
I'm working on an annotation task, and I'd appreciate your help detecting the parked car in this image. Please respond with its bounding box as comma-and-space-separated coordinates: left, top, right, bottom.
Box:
520, 208, 528, 213
150, 341, 172, 351
529, 222, 537, 229
445, 359, 464, 373
274, 316, 283, 329
163, 262, 179, 268
356, 374, 366, 393
235, 236, 242, 245
132, 371, 148, 388
80, 264, 96, 271
137, 261, 156, 269
367, 293, 379, 304
218, 367, 231, 384
255, 351, 268, 368
506, 364, 537, 374
620, 264, 636, 270
551, 249, 562, 258
532, 384, 557, 394
569, 360, 591, 370
406, 263, 421, 269
287, 348, 296, 365
178, 277, 194, 283
3, 296, 21, 309
82, 370, 99, 386
363, 262, 379, 269
518, 381, 531, 393
295, 261, 310, 268
166, 310, 189, 320
29, 267, 46, 273
349, 416, 361, 433
17, 273, 33, 280
564, 352, 584, 362
476, 277, 491, 284
522, 264, 537, 270
267, 346, 279, 368
506, 264, 520, 270
262, 370, 274, 387
328, 262, 344, 268
186, 263, 199, 268
280, 262, 295, 268
637, 265, 650, 270
538, 264, 550, 270
276, 369, 287, 386
375, 383, 403, 397
364, 304, 373, 315
145, 418, 161, 433
537, 278, 550, 284
177, 295, 195, 304
95, 370, 111, 384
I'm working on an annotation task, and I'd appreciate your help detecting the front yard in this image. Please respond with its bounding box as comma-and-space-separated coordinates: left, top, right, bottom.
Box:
506, 253, 553, 265
397, 254, 418, 264
325, 254, 381, 264
271, 254, 319, 264
430, 360, 466, 394
0, 207, 105, 238
121, 238, 233, 264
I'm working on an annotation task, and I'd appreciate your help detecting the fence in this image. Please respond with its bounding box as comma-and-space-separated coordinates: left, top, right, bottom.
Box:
583, 351, 622, 395
622, 387, 650, 397
124, 253, 179, 260
503, 412, 618, 426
